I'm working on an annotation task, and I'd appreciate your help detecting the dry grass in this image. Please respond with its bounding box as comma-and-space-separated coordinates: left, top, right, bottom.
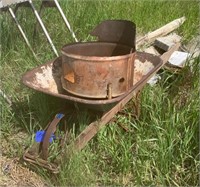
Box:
0, 156, 46, 187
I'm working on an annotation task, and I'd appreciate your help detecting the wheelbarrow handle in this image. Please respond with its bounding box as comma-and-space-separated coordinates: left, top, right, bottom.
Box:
41, 113, 65, 160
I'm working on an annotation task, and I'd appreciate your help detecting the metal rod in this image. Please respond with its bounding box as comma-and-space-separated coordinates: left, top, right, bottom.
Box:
33, 2, 44, 39
28, 0, 59, 57
8, 7, 37, 59
53, 0, 78, 42
107, 83, 112, 99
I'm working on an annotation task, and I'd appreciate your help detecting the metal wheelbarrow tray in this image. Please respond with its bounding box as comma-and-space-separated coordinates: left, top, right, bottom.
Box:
22, 52, 162, 111
22, 50, 173, 173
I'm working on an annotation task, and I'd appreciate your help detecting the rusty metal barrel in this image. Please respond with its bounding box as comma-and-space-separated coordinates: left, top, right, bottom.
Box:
61, 42, 135, 99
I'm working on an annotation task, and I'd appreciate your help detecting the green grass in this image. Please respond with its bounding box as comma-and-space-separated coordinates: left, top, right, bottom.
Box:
0, 0, 199, 186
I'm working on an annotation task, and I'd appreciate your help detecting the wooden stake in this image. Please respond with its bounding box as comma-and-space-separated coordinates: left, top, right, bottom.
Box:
136, 17, 186, 48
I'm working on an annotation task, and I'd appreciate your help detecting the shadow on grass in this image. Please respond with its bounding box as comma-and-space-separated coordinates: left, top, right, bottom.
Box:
9, 90, 102, 136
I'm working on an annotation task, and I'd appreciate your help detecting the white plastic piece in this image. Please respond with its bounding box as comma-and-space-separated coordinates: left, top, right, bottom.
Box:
147, 74, 161, 86
168, 51, 191, 67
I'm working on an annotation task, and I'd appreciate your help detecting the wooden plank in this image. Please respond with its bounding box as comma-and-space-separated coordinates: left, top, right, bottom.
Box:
154, 33, 182, 51
136, 17, 185, 48
160, 42, 181, 64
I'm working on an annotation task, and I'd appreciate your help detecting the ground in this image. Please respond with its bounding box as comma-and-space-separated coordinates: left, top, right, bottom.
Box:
0, 156, 46, 187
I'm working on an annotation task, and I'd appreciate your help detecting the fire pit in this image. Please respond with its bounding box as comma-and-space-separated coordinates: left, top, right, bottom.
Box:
61, 20, 136, 99
61, 42, 135, 99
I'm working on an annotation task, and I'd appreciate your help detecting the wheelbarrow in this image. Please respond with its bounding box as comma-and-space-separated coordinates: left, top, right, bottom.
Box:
21, 20, 180, 173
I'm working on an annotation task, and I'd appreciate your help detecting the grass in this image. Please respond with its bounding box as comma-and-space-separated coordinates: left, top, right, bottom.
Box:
0, 0, 199, 186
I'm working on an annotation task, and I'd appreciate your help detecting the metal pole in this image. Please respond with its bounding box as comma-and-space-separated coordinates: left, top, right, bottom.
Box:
28, 0, 59, 57
53, 0, 78, 42
8, 7, 38, 59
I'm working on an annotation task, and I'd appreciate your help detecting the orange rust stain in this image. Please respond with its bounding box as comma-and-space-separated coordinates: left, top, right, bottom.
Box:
64, 72, 75, 83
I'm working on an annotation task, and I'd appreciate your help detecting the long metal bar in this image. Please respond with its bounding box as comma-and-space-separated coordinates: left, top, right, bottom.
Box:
8, 7, 37, 59
54, 0, 78, 42
32, 1, 44, 39
28, 0, 59, 57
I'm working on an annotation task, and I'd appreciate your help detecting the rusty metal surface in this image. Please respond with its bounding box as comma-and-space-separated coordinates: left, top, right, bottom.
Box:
61, 42, 135, 98
22, 52, 162, 111
60, 20, 136, 99
90, 20, 136, 48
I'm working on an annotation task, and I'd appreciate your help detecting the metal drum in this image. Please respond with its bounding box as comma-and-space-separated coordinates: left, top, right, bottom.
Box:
61, 42, 135, 99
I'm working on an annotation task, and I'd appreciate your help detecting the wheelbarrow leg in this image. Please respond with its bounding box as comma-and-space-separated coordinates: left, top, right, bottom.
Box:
133, 90, 141, 118
117, 90, 142, 120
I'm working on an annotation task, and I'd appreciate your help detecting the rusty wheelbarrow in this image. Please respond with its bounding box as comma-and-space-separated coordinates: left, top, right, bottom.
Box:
21, 20, 180, 173
21, 48, 178, 173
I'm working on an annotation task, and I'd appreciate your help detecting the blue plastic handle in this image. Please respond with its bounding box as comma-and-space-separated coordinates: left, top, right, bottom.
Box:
35, 130, 55, 143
